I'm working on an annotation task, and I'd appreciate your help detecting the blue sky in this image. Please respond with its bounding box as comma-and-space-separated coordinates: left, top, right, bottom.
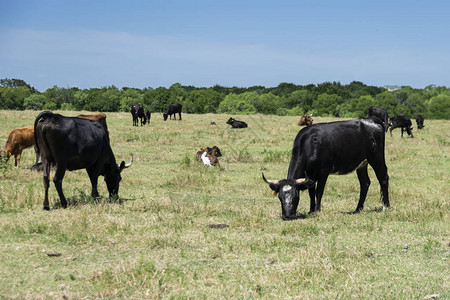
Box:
1, 0, 449, 91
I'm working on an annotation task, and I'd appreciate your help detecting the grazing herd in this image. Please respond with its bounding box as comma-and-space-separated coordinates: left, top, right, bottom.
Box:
1, 103, 427, 219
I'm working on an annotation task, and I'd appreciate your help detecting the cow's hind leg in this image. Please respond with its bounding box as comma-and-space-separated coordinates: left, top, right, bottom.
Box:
53, 166, 68, 208
42, 161, 51, 210
355, 163, 370, 213
369, 160, 390, 210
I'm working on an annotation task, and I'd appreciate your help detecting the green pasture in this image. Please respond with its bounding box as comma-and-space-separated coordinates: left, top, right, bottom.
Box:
0, 110, 448, 299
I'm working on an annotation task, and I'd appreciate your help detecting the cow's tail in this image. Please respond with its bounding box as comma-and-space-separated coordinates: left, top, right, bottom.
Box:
34, 111, 54, 155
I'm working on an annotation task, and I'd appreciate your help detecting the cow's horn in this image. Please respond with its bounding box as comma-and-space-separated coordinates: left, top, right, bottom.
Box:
124, 154, 133, 168
295, 172, 310, 185
262, 173, 279, 185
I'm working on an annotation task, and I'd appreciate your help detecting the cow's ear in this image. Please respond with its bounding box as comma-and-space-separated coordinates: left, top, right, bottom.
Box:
296, 180, 315, 191
269, 184, 280, 194
119, 161, 125, 171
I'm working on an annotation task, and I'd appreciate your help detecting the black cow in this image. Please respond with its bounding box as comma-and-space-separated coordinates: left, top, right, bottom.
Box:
263, 117, 389, 220
416, 114, 424, 129
389, 115, 414, 137
131, 104, 145, 126
226, 117, 248, 128
163, 103, 182, 121
34, 111, 133, 210
145, 110, 151, 125
368, 106, 389, 132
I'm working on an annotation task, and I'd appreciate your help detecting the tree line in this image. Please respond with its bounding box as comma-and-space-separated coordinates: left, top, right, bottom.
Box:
1, 78, 449, 119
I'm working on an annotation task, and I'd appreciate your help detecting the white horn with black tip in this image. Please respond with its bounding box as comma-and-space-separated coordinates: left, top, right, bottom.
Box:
123, 153, 133, 168
295, 172, 310, 185
262, 173, 279, 185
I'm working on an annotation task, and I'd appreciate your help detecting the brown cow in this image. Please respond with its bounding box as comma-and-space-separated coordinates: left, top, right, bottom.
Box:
77, 112, 108, 135
0, 126, 39, 168
298, 114, 313, 126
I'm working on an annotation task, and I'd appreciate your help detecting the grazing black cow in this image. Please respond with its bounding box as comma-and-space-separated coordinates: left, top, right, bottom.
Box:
145, 110, 151, 125
416, 114, 424, 129
389, 115, 414, 137
262, 117, 389, 220
131, 104, 145, 126
34, 111, 133, 210
163, 103, 182, 121
226, 117, 248, 128
368, 106, 389, 132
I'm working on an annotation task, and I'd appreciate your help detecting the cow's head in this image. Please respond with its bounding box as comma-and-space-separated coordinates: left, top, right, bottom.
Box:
262, 173, 312, 220
105, 154, 133, 198
163, 113, 168, 121
0, 150, 11, 160
226, 118, 235, 125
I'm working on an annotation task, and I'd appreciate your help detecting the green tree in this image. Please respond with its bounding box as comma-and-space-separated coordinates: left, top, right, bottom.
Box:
23, 94, 47, 110
184, 89, 223, 113
336, 95, 375, 118
280, 89, 315, 112
375, 91, 397, 116
0, 86, 31, 109
0, 78, 37, 93
217, 93, 257, 114
312, 93, 343, 116
119, 88, 143, 112
428, 94, 450, 119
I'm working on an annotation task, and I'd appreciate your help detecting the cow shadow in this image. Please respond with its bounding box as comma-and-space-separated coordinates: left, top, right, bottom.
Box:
340, 206, 386, 215
50, 193, 135, 209
282, 213, 308, 221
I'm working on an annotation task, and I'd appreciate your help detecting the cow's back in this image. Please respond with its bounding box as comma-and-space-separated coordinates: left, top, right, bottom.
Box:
288, 118, 384, 178
35, 112, 110, 170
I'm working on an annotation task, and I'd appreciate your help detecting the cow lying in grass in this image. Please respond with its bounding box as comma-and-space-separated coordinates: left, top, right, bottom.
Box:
298, 114, 313, 126
196, 146, 222, 167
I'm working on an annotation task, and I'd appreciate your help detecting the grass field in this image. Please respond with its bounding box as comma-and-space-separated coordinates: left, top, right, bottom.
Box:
0, 110, 448, 299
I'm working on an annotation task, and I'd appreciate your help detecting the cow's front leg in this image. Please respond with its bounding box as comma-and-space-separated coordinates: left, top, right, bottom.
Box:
87, 168, 99, 198
314, 174, 329, 212
308, 186, 316, 213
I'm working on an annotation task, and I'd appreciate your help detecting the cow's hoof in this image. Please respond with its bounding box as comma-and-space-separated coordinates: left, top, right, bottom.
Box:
43, 206, 50, 211
352, 209, 362, 214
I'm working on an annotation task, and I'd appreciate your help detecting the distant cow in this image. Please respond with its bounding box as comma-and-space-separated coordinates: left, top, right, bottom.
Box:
0, 126, 39, 168
226, 117, 248, 128
145, 110, 151, 125
163, 103, 182, 121
415, 115, 424, 129
131, 104, 146, 126
298, 114, 313, 126
34, 111, 133, 210
77, 112, 109, 136
263, 117, 389, 220
389, 115, 414, 138
368, 106, 389, 132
